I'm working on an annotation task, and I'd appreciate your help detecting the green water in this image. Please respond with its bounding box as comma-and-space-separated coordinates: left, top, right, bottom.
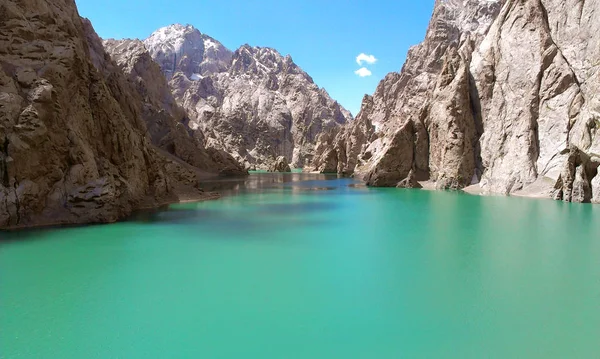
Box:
248, 168, 304, 174
1, 173, 600, 358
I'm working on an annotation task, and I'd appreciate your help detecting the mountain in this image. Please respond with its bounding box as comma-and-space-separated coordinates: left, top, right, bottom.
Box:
0, 0, 242, 229
141, 24, 352, 170
102, 38, 246, 176
310, 0, 600, 204
144, 24, 232, 79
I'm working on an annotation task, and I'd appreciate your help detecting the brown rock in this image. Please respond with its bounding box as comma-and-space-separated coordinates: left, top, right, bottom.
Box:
427, 44, 476, 190
268, 156, 292, 173
396, 170, 423, 189
312, 0, 503, 190
364, 121, 417, 187
0, 0, 228, 229
315, 0, 600, 204
553, 148, 596, 203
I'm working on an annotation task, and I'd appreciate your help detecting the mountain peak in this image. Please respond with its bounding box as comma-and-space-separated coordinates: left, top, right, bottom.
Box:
143, 24, 232, 78
151, 23, 198, 37
144, 23, 201, 55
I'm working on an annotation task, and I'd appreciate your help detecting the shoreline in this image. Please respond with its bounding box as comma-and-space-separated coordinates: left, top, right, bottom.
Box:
418, 176, 574, 203
3, 174, 596, 233
0, 190, 223, 233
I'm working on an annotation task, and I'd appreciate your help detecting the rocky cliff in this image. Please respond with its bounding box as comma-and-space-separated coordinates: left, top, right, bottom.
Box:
0, 0, 238, 229
142, 24, 352, 170
472, 0, 600, 202
102, 38, 246, 176
311, 0, 600, 203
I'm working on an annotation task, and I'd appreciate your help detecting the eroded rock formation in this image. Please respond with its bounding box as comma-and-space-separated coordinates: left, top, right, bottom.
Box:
0, 0, 239, 229
102, 38, 246, 176
268, 156, 292, 173
472, 0, 600, 201
311, 0, 600, 203
141, 25, 352, 170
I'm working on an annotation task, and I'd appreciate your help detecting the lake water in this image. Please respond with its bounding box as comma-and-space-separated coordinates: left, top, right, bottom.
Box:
1, 173, 600, 358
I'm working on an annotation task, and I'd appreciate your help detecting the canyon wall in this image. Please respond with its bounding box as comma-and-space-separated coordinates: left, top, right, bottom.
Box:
311, 0, 600, 203
0, 0, 242, 229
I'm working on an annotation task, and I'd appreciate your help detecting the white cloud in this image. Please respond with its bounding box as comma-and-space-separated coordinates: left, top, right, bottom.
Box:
355, 67, 372, 77
356, 53, 377, 65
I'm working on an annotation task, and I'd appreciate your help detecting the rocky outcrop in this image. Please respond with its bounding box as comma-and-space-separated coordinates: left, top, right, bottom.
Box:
268, 156, 291, 173
102, 38, 246, 176
0, 0, 233, 229
552, 148, 598, 203
471, 0, 600, 200
307, 94, 377, 175
592, 169, 600, 204
310, 0, 503, 186
364, 121, 420, 187
142, 25, 352, 170
313, 0, 600, 203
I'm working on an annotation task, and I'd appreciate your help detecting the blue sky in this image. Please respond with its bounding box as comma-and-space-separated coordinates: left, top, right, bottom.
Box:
75, 0, 435, 115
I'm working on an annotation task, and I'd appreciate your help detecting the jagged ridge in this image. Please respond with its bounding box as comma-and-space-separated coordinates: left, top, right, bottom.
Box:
142, 24, 353, 170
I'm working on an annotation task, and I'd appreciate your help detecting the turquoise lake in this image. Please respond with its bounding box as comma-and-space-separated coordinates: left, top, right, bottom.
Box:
1, 173, 600, 358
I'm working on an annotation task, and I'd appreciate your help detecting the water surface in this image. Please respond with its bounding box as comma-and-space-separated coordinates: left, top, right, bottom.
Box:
1, 173, 600, 358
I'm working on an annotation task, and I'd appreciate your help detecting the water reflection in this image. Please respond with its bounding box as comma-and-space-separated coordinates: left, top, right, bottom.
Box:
199, 172, 349, 195
2, 175, 600, 358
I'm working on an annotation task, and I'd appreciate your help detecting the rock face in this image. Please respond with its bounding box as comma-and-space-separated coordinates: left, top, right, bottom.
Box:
268, 156, 292, 173
472, 0, 600, 200
142, 24, 352, 170
0, 0, 237, 229
144, 24, 232, 80
102, 38, 246, 176
592, 170, 600, 204
312, 0, 600, 203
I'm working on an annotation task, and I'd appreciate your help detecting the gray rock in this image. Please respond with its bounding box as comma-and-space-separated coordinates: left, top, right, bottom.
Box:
144, 24, 232, 79
102, 38, 247, 176
311, 0, 503, 188
471, 0, 599, 200
314, 0, 600, 205
142, 26, 352, 170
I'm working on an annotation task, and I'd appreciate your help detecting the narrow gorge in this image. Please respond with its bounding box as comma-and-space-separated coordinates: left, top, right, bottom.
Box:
1, 0, 600, 232
2, 1, 600, 357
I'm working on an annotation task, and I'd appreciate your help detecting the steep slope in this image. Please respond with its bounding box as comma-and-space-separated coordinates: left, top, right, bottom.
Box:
102, 38, 247, 176
311, 0, 502, 185
471, 0, 600, 201
143, 24, 352, 170
313, 0, 600, 203
0, 0, 224, 229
